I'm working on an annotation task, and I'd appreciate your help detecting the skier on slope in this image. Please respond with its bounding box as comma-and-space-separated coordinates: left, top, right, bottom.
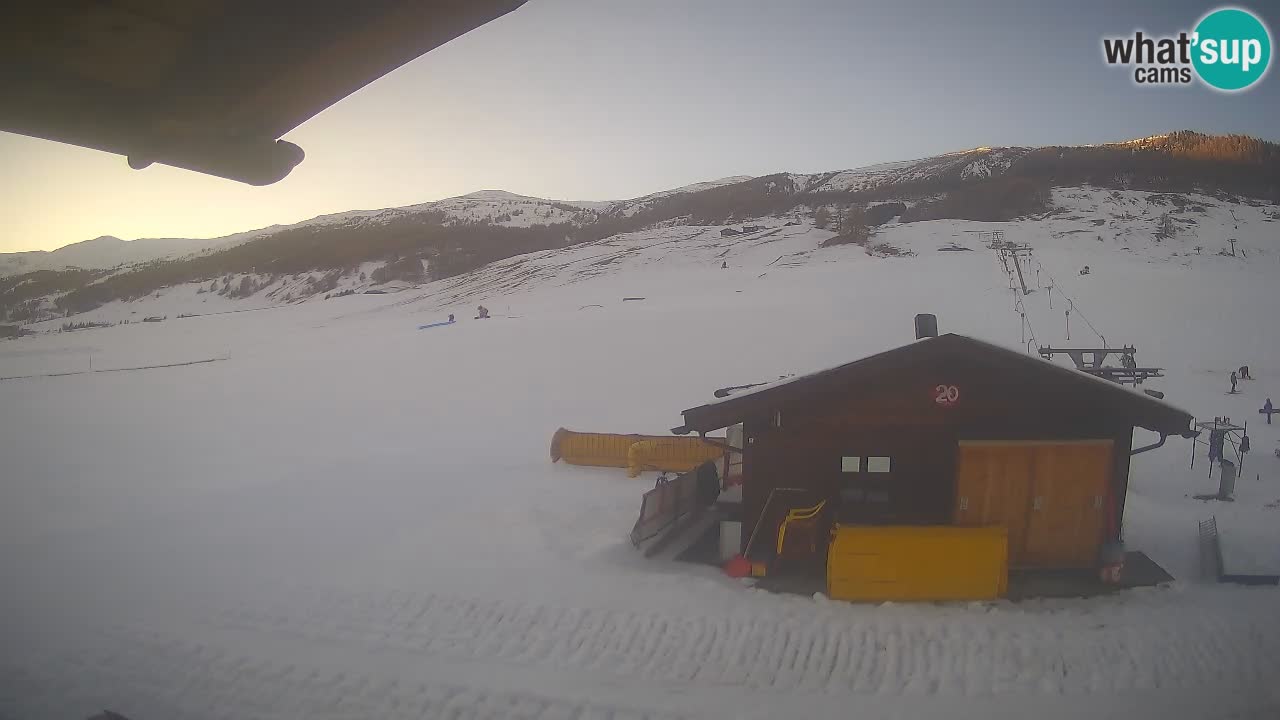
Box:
1230, 371, 1238, 394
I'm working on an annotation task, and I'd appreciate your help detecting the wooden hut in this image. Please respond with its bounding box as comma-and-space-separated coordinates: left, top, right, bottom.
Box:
672, 321, 1195, 597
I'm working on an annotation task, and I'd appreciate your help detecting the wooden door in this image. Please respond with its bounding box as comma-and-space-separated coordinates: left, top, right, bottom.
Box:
955, 443, 1034, 565
955, 441, 1112, 569
1022, 442, 1111, 567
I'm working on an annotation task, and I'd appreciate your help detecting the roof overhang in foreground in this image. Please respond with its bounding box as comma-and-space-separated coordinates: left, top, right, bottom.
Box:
0, 0, 526, 185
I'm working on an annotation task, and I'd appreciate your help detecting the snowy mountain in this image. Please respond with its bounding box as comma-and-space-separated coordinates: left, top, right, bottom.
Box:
15, 184, 1275, 334
2, 131, 1276, 325
0, 195, 601, 279
0, 234, 231, 276
785, 146, 1033, 194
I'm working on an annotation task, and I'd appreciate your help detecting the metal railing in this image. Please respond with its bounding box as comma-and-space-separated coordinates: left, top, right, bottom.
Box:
630, 471, 700, 546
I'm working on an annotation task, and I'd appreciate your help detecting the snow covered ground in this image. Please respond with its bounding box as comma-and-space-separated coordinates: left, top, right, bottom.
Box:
795, 146, 1031, 194
2, 187, 1279, 719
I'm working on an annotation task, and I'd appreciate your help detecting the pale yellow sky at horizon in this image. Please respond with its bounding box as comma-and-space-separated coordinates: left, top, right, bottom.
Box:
0, 127, 629, 254
1, 120, 766, 253
0, 74, 688, 254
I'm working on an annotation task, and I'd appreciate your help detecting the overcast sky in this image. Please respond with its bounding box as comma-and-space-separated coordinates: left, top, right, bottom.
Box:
2, 0, 1277, 253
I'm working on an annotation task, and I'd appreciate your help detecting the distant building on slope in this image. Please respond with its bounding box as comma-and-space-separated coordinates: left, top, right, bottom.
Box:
720, 228, 741, 237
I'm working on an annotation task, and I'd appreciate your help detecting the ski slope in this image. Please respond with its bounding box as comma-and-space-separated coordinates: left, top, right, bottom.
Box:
2, 188, 1279, 719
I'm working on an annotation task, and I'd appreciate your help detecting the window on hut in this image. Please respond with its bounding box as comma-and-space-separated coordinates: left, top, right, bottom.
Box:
839, 456, 895, 512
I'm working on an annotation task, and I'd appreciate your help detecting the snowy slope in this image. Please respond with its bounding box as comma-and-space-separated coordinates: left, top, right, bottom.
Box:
565, 175, 763, 220
0, 145, 1038, 278
287, 190, 611, 232
801, 147, 1034, 193
2, 185, 1279, 719
8, 131, 1267, 288
26, 185, 1274, 329
650, 175, 754, 196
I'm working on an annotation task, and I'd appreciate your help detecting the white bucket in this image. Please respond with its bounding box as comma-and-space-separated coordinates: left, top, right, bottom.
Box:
719, 521, 742, 562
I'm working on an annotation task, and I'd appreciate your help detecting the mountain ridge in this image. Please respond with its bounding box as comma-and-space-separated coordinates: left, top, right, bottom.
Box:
8, 130, 1275, 264
2, 130, 1277, 324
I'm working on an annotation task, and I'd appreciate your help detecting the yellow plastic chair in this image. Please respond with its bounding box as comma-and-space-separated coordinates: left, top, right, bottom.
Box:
776, 499, 827, 557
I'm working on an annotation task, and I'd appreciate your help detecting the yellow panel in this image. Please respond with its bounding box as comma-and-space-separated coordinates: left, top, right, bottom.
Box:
826, 525, 1007, 602
549, 428, 724, 473
626, 439, 725, 477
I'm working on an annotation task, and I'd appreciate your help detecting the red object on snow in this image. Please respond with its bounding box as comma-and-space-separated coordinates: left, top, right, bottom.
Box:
724, 554, 751, 578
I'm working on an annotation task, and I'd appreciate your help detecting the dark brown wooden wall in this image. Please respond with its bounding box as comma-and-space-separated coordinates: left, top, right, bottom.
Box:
736, 350, 1139, 551
1111, 429, 1135, 540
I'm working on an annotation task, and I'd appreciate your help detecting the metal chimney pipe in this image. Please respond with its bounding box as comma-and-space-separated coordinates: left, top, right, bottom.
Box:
915, 313, 938, 340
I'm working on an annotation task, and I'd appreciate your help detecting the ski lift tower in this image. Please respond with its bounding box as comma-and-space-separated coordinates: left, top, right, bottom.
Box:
1037, 344, 1165, 386
968, 230, 1009, 272
1190, 417, 1248, 478
970, 230, 1032, 295
1004, 243, 1034, 295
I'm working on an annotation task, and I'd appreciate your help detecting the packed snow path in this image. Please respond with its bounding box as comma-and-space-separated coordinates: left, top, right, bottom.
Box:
6, 582, 1279, 719
166, 585, 1280, 697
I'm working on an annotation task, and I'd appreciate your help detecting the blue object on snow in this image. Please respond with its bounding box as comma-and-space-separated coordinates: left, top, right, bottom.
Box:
418, 320, 456, 330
